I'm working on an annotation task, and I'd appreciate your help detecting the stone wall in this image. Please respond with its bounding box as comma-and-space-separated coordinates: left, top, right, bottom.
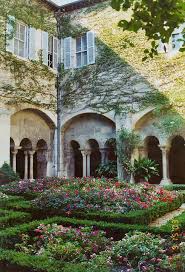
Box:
61, 1, 185, 130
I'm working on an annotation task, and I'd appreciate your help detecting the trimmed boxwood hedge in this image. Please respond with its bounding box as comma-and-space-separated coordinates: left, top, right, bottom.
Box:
159, 211, 185, 233
67, 195, 185, 225
0, 248, 90, 272
1, 193, 184, 225
0, 210, 31, 229
0, 214, 169, 249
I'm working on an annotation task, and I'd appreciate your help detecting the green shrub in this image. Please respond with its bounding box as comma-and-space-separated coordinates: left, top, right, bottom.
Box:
0, 162, 19, 182
96, 161, 117, 178
0, 210, 31, 229
133, 158, 159, 182
111, 231, 171, 271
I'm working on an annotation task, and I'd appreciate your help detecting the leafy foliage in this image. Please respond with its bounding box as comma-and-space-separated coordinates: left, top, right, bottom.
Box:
133, 158, 159, 182
111, 0, 185, 58
96, 161, 117, 178
0, 162, 19, 182
117, 128, 140, 178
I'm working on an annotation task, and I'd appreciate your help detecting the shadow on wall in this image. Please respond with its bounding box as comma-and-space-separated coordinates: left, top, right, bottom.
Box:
61, 2, 185, 183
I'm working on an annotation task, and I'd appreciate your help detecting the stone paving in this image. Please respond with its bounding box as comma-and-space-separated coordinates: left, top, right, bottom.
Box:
149, 203, 185, 227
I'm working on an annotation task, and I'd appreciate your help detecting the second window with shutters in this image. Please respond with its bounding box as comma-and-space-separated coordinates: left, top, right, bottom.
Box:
64, 31, 95, 70
76, 34, 88, 68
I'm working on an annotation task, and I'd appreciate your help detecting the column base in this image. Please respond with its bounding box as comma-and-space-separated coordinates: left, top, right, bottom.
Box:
130, 174, 135, 184
160, 178, 173, 186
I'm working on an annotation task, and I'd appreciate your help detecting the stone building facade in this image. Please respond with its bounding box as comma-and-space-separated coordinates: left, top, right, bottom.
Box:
0, 0, 185, 184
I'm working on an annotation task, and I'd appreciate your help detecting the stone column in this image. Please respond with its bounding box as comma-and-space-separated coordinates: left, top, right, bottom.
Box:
86, 150, 91, 177
159, 145, 172, 185
29, 150, 35, 180
0, 109, 11, 166
100, 148, 108, 165
24, 151, 28, 179
138, 146, 146, 158
11, 149, 18, 172
81, 150, 87, 177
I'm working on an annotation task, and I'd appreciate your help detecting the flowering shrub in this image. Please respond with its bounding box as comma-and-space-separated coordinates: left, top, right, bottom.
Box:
0, 177, 63, 194
32, 181, 177, 214
15, 224, 113, 263
15, 226, 185, 272
111, 231, 171, 272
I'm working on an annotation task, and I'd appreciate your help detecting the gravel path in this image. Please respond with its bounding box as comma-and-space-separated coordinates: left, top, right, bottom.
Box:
149, 203, 185, 227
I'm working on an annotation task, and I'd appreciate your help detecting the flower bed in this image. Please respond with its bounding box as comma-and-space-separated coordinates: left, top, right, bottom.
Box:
1, 178, 178, 214
8, 223, 185, 272
31, 180, 177, 214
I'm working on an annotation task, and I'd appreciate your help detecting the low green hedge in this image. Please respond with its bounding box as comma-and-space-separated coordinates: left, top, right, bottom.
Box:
31, 193, 185, 225
159, 211, 185, 234
0, 248, 96, 272
0, 215, 156, 248
71, 198, 183, 225
0, 248, 63, 272
2, 194, 184, 226
164, 184, 185, 191
0, 198, 31, 211
0, 210, 31, 229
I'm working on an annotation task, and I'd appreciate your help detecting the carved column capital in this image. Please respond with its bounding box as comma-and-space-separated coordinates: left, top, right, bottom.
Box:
28, 150, 36, 156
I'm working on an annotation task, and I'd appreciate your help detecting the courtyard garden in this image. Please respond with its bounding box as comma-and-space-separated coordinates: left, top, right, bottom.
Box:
1, 178, 185, 271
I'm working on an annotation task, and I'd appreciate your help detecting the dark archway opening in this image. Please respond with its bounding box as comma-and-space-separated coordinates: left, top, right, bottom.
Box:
71, 140, 83, 177
169, 136, 185, 184
10, 138, 15, 168
146, 136, 162, 184
17, 138, 32, 179
88, 139, 101, 177
33, 139, 48, 179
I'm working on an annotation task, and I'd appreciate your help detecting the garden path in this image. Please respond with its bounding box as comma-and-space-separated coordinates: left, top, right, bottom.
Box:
149, 204, 185, 227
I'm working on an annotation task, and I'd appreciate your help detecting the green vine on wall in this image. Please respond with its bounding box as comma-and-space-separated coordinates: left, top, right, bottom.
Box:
0, 0, 57, 111
59, 1, 185, 137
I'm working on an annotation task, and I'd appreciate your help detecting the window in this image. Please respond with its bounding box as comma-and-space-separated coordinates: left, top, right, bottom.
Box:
14, 22, 27, 58
76, 34, 88, 68
48, 36, 58, 69
172, 33, 184, 51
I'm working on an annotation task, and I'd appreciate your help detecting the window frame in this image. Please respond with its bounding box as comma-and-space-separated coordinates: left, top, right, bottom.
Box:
13, 21, 27, 59
47, 36, 58, 70
76, 34, 88, 68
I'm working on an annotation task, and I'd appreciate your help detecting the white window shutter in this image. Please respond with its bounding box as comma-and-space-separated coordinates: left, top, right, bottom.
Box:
35, 29, 42, 61
24, 26, 29, 59
41, 31, 48, 65
87, 31, 95, 64
60, 38, 64, 64
53, 37, 58, 70
64, 37, 72, 69
6, 15, 15, 53
28, 27, 36, 60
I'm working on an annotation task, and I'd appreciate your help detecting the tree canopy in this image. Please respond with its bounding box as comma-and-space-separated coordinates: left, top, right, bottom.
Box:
111, 0, 185, 58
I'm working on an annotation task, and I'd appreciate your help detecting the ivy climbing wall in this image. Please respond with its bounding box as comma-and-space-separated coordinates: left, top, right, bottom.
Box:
61, 1, 185, 135
0, 0, 57, 112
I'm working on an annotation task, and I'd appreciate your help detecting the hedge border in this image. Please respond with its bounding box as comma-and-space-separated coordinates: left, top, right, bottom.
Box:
1, 194, 184, 226
0, 210, 31, 229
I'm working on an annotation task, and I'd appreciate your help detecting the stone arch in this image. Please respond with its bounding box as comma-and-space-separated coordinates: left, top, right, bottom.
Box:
11, 108, 56, 177
17, 138, 32, 179
61, 110, 115, 133
71, 140, 83, 177
62, 112, 116, 177
169, 136, 185, 184
133, 107, 155, 130
144, 136, 162, 184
